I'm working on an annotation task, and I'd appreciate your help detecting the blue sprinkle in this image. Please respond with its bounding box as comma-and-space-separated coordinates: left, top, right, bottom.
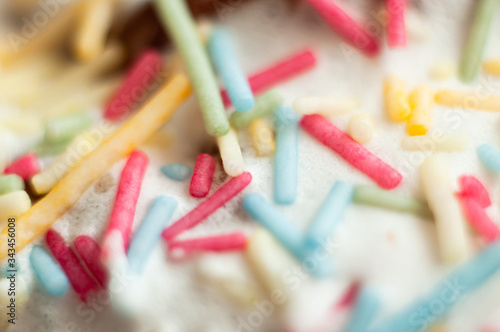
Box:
30, 245, 69, 297
161, 164, 192, 181
128, 195, 178, 275
343, 287, 382, 332
208, 28, 254, 112
274, 106, 300, 205
477, 144, 500, 173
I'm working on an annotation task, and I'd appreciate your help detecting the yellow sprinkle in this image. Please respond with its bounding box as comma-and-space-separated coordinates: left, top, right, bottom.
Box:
0, 191, 31, 231
407, 85, 432, 136
483, 59, 500, 77
401, 133, 469, 152
248, 119, 275, 157
435, 90, 500, 112
216, 127, 245, 176
384, 76, 411, 122
429, 61, 454, 81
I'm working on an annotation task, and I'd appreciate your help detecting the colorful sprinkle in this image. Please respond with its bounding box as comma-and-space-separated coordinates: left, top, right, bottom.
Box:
4, 153, 40, 181
190, 154, 216, 198
216, 127, 245, 177
458, 175, 491, 208
74, 236, 109, 287
161, 163, 193, 181
230, 91, 283, 129
30, 245, 69, 297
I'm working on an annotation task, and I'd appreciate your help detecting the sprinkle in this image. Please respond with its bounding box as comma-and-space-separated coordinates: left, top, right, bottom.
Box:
221, 49, 317, 107
0, 175, 24, 196
168, 233, 247, 253
46, 229, 99, 301
243, 193, 333, 277
459, 197, 500, 243
384, 76, 411, 122
407, 86, 433, 136
103, 151, 149, 255
304, 0, 379, 56
435, 90, 500, 112
420, 155, 470, 264
477, 144, 500, 173
128, 195, 178, 274
0, 191, 31, 229
304, 180, 353, 249
353, 185, 431, 218
162, 172, 252, 240
74, 236, 109, 287
155, 0, 229, 137
216, 127, 245, 177
370, 243, 500, 332
4, 153, 40, 181
44, 113, 94, 144
190, 154, 216, 198
161, 163, 193, 181
348, 113, 374, 144
248, 119, 276, 157
343, 287, 382, 332
0, 74, 191, 260
459, 0, 500, 82
300, 115, 402, 189
429, 61, 455, 81
401, 133, 470, 152
230, 91, 283, 129
292, 97, 359, 116
104, 50, 164, 121
483, 60, 500, 76
457, 175, 491, 208
29, 245, 69, 297
208, 28, 254, 112
386, 0, 407, 48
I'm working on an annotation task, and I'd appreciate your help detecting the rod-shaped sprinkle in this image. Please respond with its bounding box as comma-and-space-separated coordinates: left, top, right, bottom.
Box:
243, 193, 333, 277
459, 197, 500, 243
4, 153, 40, 181
216, 127, 245, 177
163, 172, 252, 241
401, 133, 470, 152
248, 119, 276, 157
168, 232, 247, 253
384, 76, 411, 122
304, 0, 379, 56
386, 0, 407, 48
435, 90, 500, 112
348, 114, 374, 144
103, 151, 149, 253
458, 175, 491, 208
477, 144, 500, 173
190, 154, 216, 198
128, 195, 178, 274
208, 28, 254, 112
343, 287, 382, 332
483, 59, 500, 76
0, 191, 31, 228
161, 163, 193, 181
300, 114, 402, 189
230, 91, 283, 129
104, 50, 164, 121
304, 181, 353, 249
44, 113, 94, 144
74, 236, 109, 287
46, 229, 99, 302
353, 185, 431, 218
221, 50, 317, 107
369, 243, 500, 332
30, 245, 69, 297
0, 74, 191, 260
420, 155, 470, 264
154, 0, 229, 137
407, 86, 433, 136
459, 0, 500, 82
0, 175, 24, 196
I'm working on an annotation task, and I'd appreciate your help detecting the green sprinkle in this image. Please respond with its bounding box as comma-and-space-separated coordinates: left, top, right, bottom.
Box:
459, 0, 500, 82
0, 175, 25, 196
154, 0, 229, 137
32, 138, 73, 157
45, 113, 93, 143
353, 185, 432, 218
230, 91, 283, 129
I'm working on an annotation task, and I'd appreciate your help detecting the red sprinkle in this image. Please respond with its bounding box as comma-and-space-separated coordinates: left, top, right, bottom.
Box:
221, 50, 317, 108
4, 153, 40, 181
74, 236, 109, 287
190, 153, 216, 198
162, 172, 252, 241
460, 197, 500, 243
458, 175, 491, 208
304, 0, 379, 57
46, 229, 99, 301
104, 50, 163, 121
386, 0, 407, 48
300, 115, 402, 189
335, 282, 360, 309
168, 232, 247, 253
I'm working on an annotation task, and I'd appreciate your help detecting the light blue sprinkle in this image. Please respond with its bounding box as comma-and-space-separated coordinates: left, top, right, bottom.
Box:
128, 195, 178, 275
30, 245, 69, 297
304, 180, 354, 250
477, 144, 500, 173
161, 164, 192, 181
274, 106, 300, 205
369, 243, 500, 332
343, 287, 382, 332
208, 28, 254, 112
244, 193, 333, 277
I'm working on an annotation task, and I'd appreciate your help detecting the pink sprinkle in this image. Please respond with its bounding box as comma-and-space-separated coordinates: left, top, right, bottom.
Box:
300, 115, 402, 189
221, 50, 317, 108
458, 175, 491, 208
335, 282, 360, 309
104, 50, 163, 121
304, 0, 379, 57
102, 150, 149, 256
162, 172, 252, 241
190, 153, 216, 198
4, 153, 40, 181
46, 229, 99, 302
459, 197, 500, 243
168, 232, 247, 253
386, 0, 407, 48
74, 236, 109, 287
